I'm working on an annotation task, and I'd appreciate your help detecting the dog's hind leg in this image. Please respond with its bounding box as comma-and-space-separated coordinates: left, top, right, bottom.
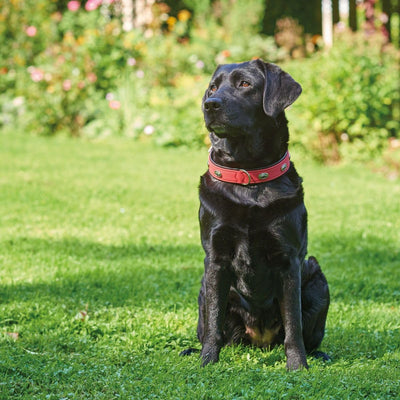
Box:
301, 256, 330, 358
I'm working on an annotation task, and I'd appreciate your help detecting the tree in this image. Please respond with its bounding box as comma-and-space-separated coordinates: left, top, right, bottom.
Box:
120, 0, 155, 31
332, 0, 340, 24
121, 0, 134, 31
381, 0, 391, 41
134, 0, 155, 29
322, 0, 333, 47
349, 0, 358, 31
262, 0, 322, 36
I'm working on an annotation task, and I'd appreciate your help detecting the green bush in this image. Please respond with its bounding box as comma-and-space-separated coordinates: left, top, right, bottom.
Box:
82, 70, 208, 148
286, 31, 400, 163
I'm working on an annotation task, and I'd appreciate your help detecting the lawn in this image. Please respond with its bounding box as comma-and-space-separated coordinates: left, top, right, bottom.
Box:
1, 133, 399, 399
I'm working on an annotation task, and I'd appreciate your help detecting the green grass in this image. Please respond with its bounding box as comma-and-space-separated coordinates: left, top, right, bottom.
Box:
1, 133, 399, 399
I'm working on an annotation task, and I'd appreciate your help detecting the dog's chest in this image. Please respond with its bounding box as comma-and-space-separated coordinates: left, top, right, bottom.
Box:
229, 220, 283, 298
200, 177, 302, 298
206, 205, 285, 300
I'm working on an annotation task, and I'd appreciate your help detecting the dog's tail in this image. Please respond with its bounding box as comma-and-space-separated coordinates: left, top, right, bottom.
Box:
179, 348, 200, 357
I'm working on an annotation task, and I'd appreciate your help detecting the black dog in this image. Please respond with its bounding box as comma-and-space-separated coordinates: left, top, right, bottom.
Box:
182, 59, 329, 370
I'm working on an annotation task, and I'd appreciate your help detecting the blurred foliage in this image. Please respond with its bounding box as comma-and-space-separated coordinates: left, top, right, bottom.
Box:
0, 0, 285, 142
286, 30, 400, 163
0, 0, 399, 165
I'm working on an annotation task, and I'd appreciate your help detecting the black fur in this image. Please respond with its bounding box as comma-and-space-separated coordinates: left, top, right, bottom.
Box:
182, 60, 329, 370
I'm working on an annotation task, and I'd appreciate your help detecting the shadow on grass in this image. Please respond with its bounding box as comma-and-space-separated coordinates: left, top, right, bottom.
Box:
1, 235, 399, 367
309, 232, 400, 304
2, 232, 399, 308
1, 237, 204, 309
325, 324, 399, 363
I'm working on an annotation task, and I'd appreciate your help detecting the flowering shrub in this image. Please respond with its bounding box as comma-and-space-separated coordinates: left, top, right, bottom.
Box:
0, 1, 142, 135
0, 0, 285, 138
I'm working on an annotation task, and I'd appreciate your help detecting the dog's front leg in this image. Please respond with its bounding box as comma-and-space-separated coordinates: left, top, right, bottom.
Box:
280, 258, 308, 370
200, 262, 231, 367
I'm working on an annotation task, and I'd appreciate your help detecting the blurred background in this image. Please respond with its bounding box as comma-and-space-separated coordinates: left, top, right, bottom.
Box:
0, 0, 399, 169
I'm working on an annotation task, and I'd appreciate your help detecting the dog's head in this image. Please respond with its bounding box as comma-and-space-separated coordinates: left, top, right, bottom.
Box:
202, 59, 302, 138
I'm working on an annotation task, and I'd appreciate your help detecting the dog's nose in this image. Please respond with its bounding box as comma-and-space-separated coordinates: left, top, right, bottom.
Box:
204, 98, 222, 112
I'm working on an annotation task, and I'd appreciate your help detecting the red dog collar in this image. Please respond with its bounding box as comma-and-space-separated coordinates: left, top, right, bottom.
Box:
208, 151, 290, 185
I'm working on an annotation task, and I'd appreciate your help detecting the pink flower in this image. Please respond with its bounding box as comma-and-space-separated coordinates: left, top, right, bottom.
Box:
87, 72, 97, 83
379, 12, 389, 24
127, 57, 137, 66
31, 70, 43, 82
109, 100, 121, 110
85, 0, 101, 11
63, 79, 72, 91
28, 66, 44, 82
67, 1, 80, 11
25, 26, 37, 37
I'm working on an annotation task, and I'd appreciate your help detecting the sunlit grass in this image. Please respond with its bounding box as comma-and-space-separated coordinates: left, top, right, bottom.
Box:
1, 133, 399, 399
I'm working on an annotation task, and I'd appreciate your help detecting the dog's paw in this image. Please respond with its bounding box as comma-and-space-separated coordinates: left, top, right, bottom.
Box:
286, 359, 309, 371
286, 353, 309, 371
200, 345, 220, 367
179, 348, 200, 357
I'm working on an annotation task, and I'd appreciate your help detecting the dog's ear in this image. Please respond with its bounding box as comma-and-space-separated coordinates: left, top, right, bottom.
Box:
254, 60, 302, 119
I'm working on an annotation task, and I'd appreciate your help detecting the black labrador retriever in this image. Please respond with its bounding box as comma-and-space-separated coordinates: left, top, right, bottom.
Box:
182, 59, 329, 370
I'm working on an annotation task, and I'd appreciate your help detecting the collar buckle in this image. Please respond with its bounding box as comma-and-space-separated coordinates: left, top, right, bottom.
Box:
239, 169, 251, 185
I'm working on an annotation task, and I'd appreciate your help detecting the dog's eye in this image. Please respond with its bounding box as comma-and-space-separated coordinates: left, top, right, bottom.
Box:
209, 85, 217, 93
239, 81, 251, 88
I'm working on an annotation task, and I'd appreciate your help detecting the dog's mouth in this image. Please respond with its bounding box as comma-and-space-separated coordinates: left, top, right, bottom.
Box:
209, 124, 228, 137
207, 121, 242, 138
207, 123, 243, 139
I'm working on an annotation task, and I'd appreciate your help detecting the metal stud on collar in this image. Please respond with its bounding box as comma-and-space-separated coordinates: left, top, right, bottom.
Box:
258, 172, 269, 180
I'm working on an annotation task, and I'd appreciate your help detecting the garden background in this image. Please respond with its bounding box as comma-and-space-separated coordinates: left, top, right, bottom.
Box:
1, 1, 400, 399
1, 0, 399, 164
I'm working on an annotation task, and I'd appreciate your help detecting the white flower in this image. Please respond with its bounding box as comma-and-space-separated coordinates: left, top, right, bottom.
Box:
143, 125, 155, 135
196, 60, 205, 69
13, 97, 25, 107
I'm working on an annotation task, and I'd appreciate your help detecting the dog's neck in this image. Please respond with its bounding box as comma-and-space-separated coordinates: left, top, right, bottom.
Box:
209, 115, 289, 169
